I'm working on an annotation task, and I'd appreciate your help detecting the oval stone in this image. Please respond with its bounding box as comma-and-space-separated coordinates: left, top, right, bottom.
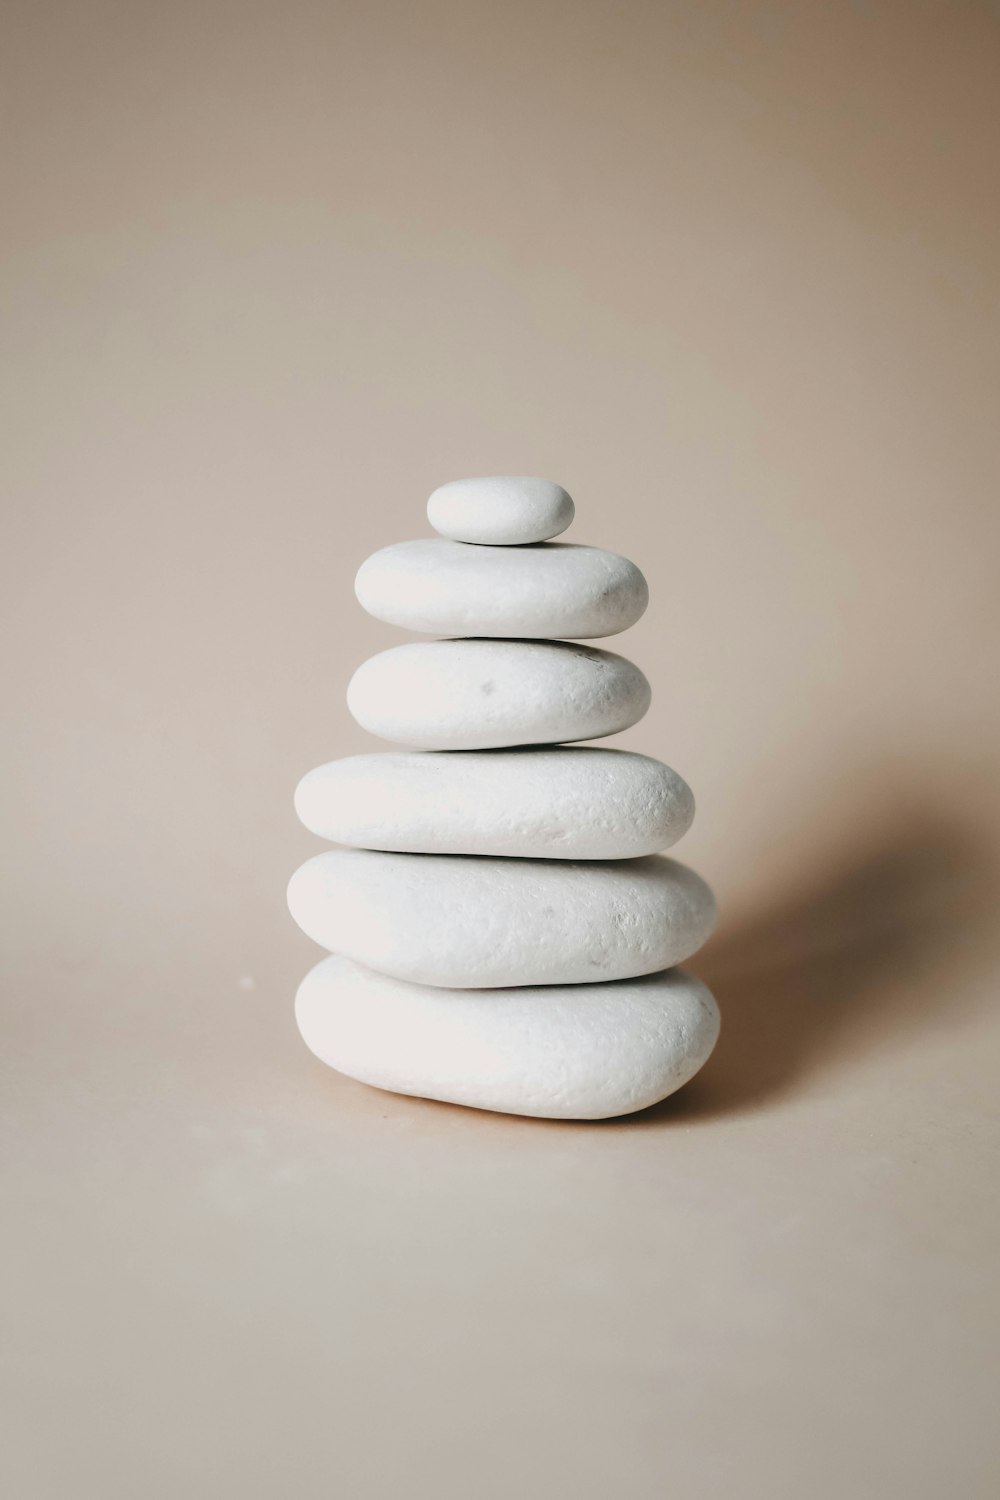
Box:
427, 476, 574, 545
347, 638, 650, 749
354, 539, 648, 639
295, 748, 694, 859
296, 954, 720, 1119
287, 849, 716, 988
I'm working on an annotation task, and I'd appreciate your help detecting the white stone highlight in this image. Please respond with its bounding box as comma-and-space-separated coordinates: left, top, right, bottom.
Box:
296, 954, 720, 1119
295, 748, 694, 860
427, 476, 574, 545
287, 849, 716, 988
354, 539, 648, 639
347, 638, 650, 749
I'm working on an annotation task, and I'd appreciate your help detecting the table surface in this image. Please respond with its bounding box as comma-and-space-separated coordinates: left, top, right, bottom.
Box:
6, 847, 999, 1499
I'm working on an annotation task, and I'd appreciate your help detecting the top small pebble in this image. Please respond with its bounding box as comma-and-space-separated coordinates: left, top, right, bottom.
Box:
427, 476, 574, 546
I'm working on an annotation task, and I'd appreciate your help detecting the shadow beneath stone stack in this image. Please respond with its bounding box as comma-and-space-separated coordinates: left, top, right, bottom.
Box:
616, 809, 996, 1125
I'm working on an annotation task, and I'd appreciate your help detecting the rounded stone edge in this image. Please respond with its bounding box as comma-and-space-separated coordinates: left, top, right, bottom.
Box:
427, 476, 575, 545
286, 849, 718, 989
292, 748, 696, 859
343, 639, 653, 749
352, 539, 650, 640
294, 956, 721, 1120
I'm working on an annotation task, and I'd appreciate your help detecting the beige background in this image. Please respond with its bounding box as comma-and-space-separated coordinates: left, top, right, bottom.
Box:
3, 2, 999, 1496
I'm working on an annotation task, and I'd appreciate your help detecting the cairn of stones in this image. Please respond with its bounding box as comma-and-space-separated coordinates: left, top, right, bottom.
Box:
288, 477, 719, 1119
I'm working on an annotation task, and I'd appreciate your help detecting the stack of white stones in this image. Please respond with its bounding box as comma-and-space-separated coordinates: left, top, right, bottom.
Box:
288, 477, 720, 1119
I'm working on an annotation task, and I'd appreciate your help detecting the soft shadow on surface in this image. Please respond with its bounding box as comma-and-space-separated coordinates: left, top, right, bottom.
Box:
294, 801, 996, 1135
621, 811, 996, 1125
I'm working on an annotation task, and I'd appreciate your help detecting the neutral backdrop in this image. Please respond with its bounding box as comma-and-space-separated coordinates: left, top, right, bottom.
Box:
3, 2, 999, 1496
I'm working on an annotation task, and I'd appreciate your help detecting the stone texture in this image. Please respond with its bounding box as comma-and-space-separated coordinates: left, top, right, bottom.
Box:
354, 539, 648, 639
295, 747, 694, 859
346, 638, 650, 749
427, 475, 574, 545
287, 848, 716, 988
296, 953, 720, 1119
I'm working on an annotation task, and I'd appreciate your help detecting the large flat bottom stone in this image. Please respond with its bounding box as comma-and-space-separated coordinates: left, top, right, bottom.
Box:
296, 954, 720, 1119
